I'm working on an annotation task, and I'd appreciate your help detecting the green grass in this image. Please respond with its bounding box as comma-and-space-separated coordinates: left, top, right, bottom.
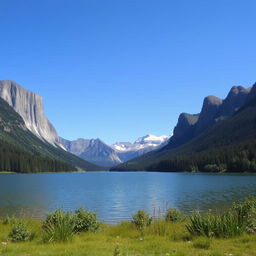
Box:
1, 198, 256, 255
0, 219, 256, 255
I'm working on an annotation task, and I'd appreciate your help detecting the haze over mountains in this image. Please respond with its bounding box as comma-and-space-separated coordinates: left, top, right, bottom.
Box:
59, 134, 170, 167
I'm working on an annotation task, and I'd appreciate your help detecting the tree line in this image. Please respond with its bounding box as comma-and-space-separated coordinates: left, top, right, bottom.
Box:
147, 140, 256, 173
0, 141, 75, 173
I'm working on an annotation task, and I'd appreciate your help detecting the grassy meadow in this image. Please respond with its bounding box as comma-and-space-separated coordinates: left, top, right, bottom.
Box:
1, 198, 256, 256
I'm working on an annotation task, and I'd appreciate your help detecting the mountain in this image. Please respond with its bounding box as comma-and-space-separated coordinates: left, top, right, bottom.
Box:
164, 85, 251, 150
0, 80, 103, 172
60, 134, 170, 167
111, 83, 256, 172
59, 137, 122, 167
0, 80, 62, 147
112, 134, 170, 162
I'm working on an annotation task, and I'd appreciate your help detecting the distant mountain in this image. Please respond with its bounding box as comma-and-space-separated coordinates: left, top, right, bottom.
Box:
60, 134, 170, 167
111, 83, 256, 172
112, 134, 170, 162
59, 138, 122, 167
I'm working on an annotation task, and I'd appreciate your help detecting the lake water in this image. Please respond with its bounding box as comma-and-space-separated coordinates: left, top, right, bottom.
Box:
0, 172, 256, 223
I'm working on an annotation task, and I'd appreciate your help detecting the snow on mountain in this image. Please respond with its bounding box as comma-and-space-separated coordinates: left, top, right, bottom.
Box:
112, 134, 170, 152
112, 134, 171, 162
60, 134, 171, 167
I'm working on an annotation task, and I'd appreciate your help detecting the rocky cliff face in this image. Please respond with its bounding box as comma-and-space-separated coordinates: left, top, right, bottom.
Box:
216, 86, 251, 118
165, 85, 252, 150
195, 96, 223, 135
0, 80, 61, 146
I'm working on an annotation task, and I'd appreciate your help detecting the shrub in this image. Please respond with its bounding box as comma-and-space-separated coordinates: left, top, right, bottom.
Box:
74, 207, 99, 233
8, 221, 32, 242
165, 208, 183, 222
42, 209, 76, 243
132, 210, 152, 237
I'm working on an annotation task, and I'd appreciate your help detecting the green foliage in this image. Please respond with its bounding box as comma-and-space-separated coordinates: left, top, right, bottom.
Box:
42, 209, 76, 243
132, 210, 152, 237
165, 208, 183, 222
231, 197, 256, 233
186, 210, 248, 238
204, 164, 227, 172
74, 207, 99, 233
150, 219, 170, 236
42, 207, 100, 243
8, 221, 33, 242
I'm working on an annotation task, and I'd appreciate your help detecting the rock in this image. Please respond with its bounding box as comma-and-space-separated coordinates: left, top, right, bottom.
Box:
0, 80, 61, 147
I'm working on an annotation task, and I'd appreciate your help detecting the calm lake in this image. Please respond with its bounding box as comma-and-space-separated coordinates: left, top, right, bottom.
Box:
0, 172, 256, 223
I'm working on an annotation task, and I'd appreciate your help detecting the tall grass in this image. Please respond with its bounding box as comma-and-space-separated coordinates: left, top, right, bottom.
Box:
43, 209, 76, 243
186, 197, 256, 238
186, 210, 247, 238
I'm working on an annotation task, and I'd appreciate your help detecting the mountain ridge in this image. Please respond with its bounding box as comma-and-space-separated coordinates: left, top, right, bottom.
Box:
111, 83, 256, 172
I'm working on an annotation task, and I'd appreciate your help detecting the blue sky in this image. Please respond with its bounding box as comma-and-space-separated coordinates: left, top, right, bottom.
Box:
0, 0, 256, 144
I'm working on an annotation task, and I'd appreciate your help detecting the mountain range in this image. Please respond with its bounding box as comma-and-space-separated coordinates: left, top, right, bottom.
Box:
111, 84, 256, 172
0, 79, 255, 173
59, 134, 170, 167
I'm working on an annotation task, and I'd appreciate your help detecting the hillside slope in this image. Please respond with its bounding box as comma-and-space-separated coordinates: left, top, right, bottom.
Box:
0, 98, 102, 172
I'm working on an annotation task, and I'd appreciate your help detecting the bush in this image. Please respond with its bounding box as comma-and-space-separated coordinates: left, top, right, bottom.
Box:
74, 207, 99, 233
42, 209, 76, 243
165, 208, 183, 222
8, 221, 32, 242
132, 210, 152, 237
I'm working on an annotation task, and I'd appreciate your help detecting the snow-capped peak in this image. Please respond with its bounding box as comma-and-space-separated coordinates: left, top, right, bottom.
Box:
134, 134, 170, 145
112, 134, 171, 153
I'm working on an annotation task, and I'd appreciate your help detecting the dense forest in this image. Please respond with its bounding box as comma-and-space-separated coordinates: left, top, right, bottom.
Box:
147, 140, 256, 172
0, 141, 74, 173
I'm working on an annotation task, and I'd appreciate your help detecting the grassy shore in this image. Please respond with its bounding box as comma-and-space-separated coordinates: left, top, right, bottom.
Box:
0, 218, 256, 256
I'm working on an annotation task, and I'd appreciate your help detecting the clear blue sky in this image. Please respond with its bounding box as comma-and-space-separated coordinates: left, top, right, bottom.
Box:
0, 0, 255, 144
